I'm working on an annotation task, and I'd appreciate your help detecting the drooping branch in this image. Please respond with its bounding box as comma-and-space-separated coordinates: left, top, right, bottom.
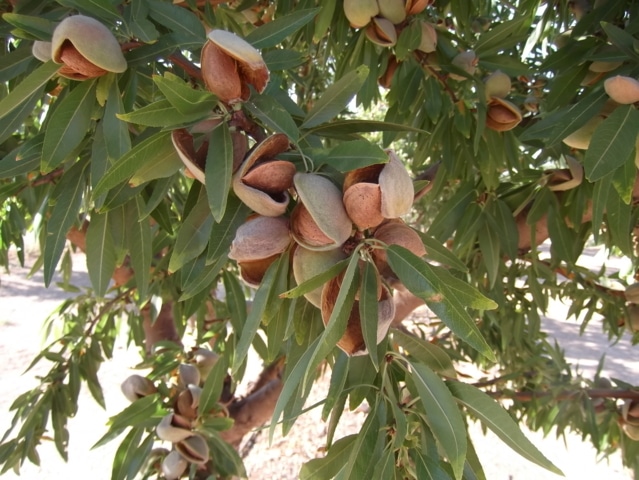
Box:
490, 388, 639, 402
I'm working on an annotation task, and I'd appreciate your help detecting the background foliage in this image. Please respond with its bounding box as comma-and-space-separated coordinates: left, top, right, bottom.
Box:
0, 0, 638, 478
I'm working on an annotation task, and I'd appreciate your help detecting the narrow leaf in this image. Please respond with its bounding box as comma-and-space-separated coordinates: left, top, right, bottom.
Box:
94, 131, 174, 196
42, 80, 96, 172
447, 381, 563, 475
584, 105, 639, 182
301, 66, 369, 128
320, 140, 387, 172
387, 246, 496, 360
198, 355, 228, 414
86, 211, 117, 297
232, 257, 282, 374
169, 189, 213, 273
391, 329, 457, 378
360, 261, 380, 368
153, 72, 216, 115
246, 94, 299, 141
409, 362, 467, 480
246, 8, 320, 49
43, 161, 87, 286
0, 60, 58, 120
110, 427, 143, 480
206, 122, 233, 221
117, 99, 209, 127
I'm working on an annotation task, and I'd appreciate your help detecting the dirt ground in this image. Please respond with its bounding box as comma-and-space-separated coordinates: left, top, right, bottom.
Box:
0, 244, 637, 479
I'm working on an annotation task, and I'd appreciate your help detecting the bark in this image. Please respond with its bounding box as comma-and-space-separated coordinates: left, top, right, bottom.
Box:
141, 302, 182, 354
220, 360, 285, 449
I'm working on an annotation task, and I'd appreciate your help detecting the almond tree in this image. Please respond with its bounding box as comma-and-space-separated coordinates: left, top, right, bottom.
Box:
0, 0, 638, 478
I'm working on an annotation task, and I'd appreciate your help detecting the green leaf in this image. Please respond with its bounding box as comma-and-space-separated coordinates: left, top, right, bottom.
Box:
409, 362, 467, 480
153, 72, 216, 116
447, 381, 563, 476
474, 16, 532, 55
601, 22, 639, 63
584, 105, 639, 182
103, 76, 132, 161
94, 131, 175, 197
418, 233, 468, 272
301, 66, 369, 128
245, 8, 320, 49
129, 149, 182, 186
206, 122, 233, 221
3, 13, 54, 40
169, 189, 213, 273
206, 194, 250, 264
304, 119, 427, 137
342, 403, 381, 478
386, 246, 496, 361
478, 220, 500, 289
606, 189, 633, 257
546, 91, 608, 146
427, 183, 476, 243
207, 432, 247, 477
110, 427, 143, 480
42, 80, 97, 172
232, 257, 282, 374
319, 140, 388, 172
86, 211, 117, 297
280, 257, 349, 299
547, 203, 579, 264
56, 0, 121, 25
0, 60, 58, 120
125, 198, 152, 300
0, 45, 33, 83
360, 261, 380, 368
147, 0, 206, 41
302, 253, 360, 388
0, 133, 43, 179
93, 395, 164, 449
43, 161, 88, 286
263, 49, 307, 71
0, 88, 40, 151
391, 329, 457, 378
299, 434, 358, 480
178, 254, 228, 301
246, 94, 300, 142
198, 355, 228, 415
117, 99, 209, 127
545, 63, 589, 111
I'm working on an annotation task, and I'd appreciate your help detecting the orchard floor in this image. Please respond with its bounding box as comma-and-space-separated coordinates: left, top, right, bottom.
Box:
0, 244, 637, 480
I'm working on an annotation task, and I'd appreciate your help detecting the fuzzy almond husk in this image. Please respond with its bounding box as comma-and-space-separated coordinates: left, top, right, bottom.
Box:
604, 75, 639, 104
232, 133, 293, 216
449, 50, 477, 81
161, 450, 188, 480
379, 0, 407, 24
120, 374, 157, 403
485, 97, 522, 132
201, 29, 269, 104
32, 40, 52, 62
342, 151, 413, 230
176, 434, 210, 465
372, 220, 426, 277
484, 70, 511, 99
562, 115, 603, 150
321, 274, 395, 355
156, 413, 193, 443
365, 17, 398, 47
228, 215, 291, 262
51, 15, 126, 79
171, 128, 213, 184
417, 21, 437, 53
343, 0, 379, 28
292, 246, 348, 307
405, 0, 431, 15
292, 173, 353, 250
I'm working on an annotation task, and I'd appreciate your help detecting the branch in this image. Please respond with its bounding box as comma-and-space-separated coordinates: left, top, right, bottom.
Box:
220, 359, 285, 449
490, 388, 639, 402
